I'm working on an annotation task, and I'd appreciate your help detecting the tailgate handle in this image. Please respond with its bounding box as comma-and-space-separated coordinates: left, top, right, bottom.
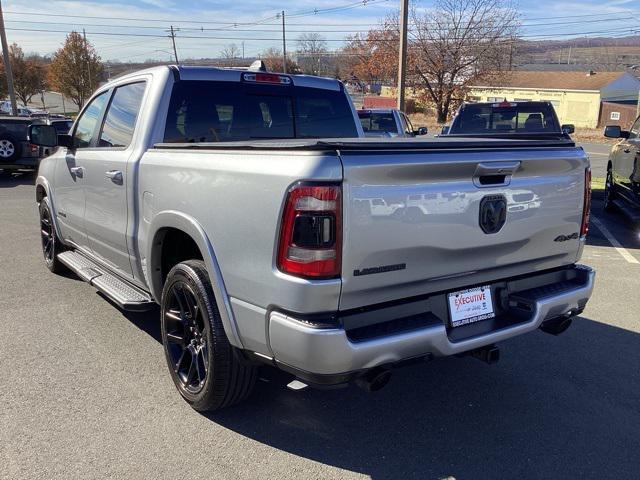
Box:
473, 161, 521, 187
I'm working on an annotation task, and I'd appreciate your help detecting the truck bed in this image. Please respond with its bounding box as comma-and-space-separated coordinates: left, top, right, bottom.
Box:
151, 137, 588, 311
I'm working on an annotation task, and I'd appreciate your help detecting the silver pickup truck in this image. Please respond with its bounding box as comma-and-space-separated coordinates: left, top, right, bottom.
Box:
29, 65, 595, 411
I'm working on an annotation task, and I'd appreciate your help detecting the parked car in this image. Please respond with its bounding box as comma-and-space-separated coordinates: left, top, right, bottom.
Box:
444, 101, 575, 138
358, 108, 427, 137
0, 101, 48, 117
603, 115, 640, 220
0, 116, 41, 173
29, 64, 594, 412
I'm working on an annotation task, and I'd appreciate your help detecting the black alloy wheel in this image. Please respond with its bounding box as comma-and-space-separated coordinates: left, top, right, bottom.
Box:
39, 198, 66, 273
163, 281, 209, 395
161, 260, 257, 411
603, 167, 616, 212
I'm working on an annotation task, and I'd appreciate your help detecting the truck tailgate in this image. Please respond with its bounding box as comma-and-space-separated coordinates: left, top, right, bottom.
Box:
339, 146, 588, 310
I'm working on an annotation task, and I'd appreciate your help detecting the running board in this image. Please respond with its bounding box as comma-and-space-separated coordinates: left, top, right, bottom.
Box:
57, 251, 154, 311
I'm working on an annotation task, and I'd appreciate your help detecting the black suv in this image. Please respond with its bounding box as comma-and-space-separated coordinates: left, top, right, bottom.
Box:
603, 115, 640, 220
0, 116, 41, 173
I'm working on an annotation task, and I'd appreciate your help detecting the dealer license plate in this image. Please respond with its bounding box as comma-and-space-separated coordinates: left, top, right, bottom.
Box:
448, 285, 495, 327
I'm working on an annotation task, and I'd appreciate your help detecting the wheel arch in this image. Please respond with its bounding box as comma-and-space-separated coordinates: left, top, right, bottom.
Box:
147, 211, 244, 348
35, 176, 65, 243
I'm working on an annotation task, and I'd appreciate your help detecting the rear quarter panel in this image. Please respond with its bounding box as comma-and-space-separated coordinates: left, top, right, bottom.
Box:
138, 148, 343, 314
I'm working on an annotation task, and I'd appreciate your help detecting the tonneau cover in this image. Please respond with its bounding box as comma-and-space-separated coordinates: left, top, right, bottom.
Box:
154, 136, 576, 151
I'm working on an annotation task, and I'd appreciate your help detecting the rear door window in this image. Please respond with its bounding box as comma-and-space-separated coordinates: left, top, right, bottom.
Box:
164, 80, 357, 142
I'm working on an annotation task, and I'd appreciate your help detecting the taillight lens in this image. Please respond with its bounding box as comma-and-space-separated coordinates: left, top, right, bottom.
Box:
277, 183, 341, 279
581, 167, 591, 237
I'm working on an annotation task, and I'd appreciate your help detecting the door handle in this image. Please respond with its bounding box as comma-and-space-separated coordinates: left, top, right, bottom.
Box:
69, 166, 83, 177
473, 161, 521, 187
105, 170, 123, 185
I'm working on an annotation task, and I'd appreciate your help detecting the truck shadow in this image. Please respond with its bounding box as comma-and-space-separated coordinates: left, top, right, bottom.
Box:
0, 171, 35, 187
116, 275, 637, 477
588, 192, 640, 251
199, 316, 638, 479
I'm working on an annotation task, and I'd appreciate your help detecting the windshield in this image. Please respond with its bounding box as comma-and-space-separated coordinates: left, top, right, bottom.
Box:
164, 80, 358, 142
358, 112, 397, 134
450, 103, 560, 135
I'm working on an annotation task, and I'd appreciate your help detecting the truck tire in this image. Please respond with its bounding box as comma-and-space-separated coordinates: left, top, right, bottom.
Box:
0, 134, 22, 162
161, 260, 257, 411
603, 167, 616, 213
39, 197, 67, 273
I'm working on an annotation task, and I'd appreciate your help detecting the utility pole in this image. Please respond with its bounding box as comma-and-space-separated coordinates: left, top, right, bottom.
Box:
396, 0, 409, 111
281, 11, 287, 73
169, 25, 179, 64
0, 0, 17, 115
567, 45, 572, 65
242, 41, 245, 60
83, 29, 93, 92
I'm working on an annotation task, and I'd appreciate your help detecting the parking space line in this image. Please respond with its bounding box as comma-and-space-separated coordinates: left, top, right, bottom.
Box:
591, 217, 640, 264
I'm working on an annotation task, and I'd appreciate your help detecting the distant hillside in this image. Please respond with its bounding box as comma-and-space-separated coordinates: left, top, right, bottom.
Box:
515, 35, 640, 70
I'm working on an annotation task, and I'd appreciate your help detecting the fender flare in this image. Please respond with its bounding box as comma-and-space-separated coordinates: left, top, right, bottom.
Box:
35, 176, 65, 243
147, 211, 244, 349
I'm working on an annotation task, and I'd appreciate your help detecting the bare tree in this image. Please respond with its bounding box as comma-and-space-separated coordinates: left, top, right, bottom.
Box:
296, 33, 328, 75
410, 0, 520, 122
221, 43, 241, 60
260, 47, 299, 73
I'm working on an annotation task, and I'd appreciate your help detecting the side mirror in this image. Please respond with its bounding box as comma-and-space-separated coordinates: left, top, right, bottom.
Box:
28, 124, 72, 148
413, 127, 428, 136
28, 124, 58, 147
604, 125, 629, 139
561, 124, 575, 135
441, 125, 450, 135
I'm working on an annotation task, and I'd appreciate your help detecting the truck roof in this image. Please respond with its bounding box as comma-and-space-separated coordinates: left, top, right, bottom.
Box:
110, 64, 342, 91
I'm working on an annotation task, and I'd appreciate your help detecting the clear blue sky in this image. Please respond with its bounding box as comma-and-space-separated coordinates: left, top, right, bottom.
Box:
3, 0, 639, 61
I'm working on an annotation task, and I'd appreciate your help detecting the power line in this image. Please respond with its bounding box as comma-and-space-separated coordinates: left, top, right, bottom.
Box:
5, 8, 638, 26
6, 25, 638, 42
3, 14, 637, 34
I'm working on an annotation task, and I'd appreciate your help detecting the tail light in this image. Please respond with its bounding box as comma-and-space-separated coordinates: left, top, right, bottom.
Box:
277, 183, 341, 279
242, 72, 291, 85
581, 167, 591, 237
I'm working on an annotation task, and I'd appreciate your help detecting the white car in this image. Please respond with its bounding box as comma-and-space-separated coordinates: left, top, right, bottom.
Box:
0, 101, 48, 117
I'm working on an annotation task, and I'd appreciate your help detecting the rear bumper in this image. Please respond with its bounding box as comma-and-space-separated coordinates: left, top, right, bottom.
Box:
268, 264, 595, 384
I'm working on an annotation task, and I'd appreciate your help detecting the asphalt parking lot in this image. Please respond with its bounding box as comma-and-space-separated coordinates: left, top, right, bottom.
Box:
580, 142, 612, 178
1, 173, 639, 480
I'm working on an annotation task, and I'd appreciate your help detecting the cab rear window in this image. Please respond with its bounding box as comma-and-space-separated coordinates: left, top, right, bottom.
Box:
358, 112, 396, 134
450, 103, 560, 134
164, 80, 357, 142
